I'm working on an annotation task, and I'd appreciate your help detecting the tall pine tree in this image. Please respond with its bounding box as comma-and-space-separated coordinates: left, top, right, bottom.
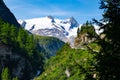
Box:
1, 67, 10, 80
93, 0, 120, 79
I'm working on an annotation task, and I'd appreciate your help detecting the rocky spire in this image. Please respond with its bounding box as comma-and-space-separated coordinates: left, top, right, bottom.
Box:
68, 16, 79, 29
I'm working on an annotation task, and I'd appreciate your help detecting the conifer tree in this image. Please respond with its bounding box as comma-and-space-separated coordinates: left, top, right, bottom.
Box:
1, 68, 10, 80
12, 77, 18, 80
0, 22, 10, 44
77, 27, 80, 37
93, 0, 120, 79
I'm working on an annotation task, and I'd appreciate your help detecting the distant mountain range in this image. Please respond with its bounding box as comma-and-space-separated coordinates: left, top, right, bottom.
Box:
18, 16, 102, 46
18, 16, 80, 46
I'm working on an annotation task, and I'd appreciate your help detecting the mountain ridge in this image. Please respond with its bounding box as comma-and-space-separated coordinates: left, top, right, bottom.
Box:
0, 0, 20, 27
18, 16, 80, 44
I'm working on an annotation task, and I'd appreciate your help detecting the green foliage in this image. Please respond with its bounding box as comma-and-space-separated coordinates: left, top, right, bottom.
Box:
35, 43, 96, 80
1, 67, 19, 80
34, 35, 65, 58
12, 77, 18, 80
1, 67, 10, 80
75, 21, 98, 49
0, 17, 65, 80
17, 28, 28, 48
0, 18, 44, 80
93, 0, 120, 79
0, 22, 10, 44
80, 21, 96, 37
87, 42, 101, 52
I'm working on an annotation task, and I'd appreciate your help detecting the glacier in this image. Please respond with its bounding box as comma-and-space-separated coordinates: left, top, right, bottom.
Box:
18, 16, 101, 47
18, 16, 80, 46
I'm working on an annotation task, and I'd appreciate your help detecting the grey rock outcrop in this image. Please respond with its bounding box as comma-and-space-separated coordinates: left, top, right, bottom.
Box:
0, 0, 20, 27
74, 33, 96, 49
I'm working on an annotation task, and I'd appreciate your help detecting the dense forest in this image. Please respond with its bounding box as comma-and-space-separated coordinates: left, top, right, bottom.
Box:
36, 0, 120, 80
0, 0, 120, 80
0, 17, 65, 80
0, 18, 44, 80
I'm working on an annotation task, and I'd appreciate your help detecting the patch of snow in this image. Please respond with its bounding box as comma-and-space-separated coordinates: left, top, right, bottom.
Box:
18, 16, 103, 46
94, 25, 103, 34
18, 16, 80, 43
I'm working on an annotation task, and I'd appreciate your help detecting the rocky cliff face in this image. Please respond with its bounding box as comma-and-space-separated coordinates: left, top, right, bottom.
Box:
0, 0, 20, 27
0, 44, 35, 80
74, 33, 96, 48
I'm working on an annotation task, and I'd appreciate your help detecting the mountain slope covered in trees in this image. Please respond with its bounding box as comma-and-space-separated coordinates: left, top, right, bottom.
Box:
0, 18, 44, 80
35, 0, 120, 80
35, 21, 101, 80
0, 18, 64, 80
35, 36, 65, 59
0, 0, 120, 80
35, 44, 94, 80
0, 1, 65, 80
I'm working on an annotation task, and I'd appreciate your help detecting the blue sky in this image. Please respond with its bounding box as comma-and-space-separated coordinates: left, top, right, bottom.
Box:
4, 0, 103, 24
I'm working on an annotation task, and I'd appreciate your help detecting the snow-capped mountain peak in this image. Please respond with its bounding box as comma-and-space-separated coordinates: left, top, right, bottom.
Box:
18, 16, 79, 43
66, 17, 79, 29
